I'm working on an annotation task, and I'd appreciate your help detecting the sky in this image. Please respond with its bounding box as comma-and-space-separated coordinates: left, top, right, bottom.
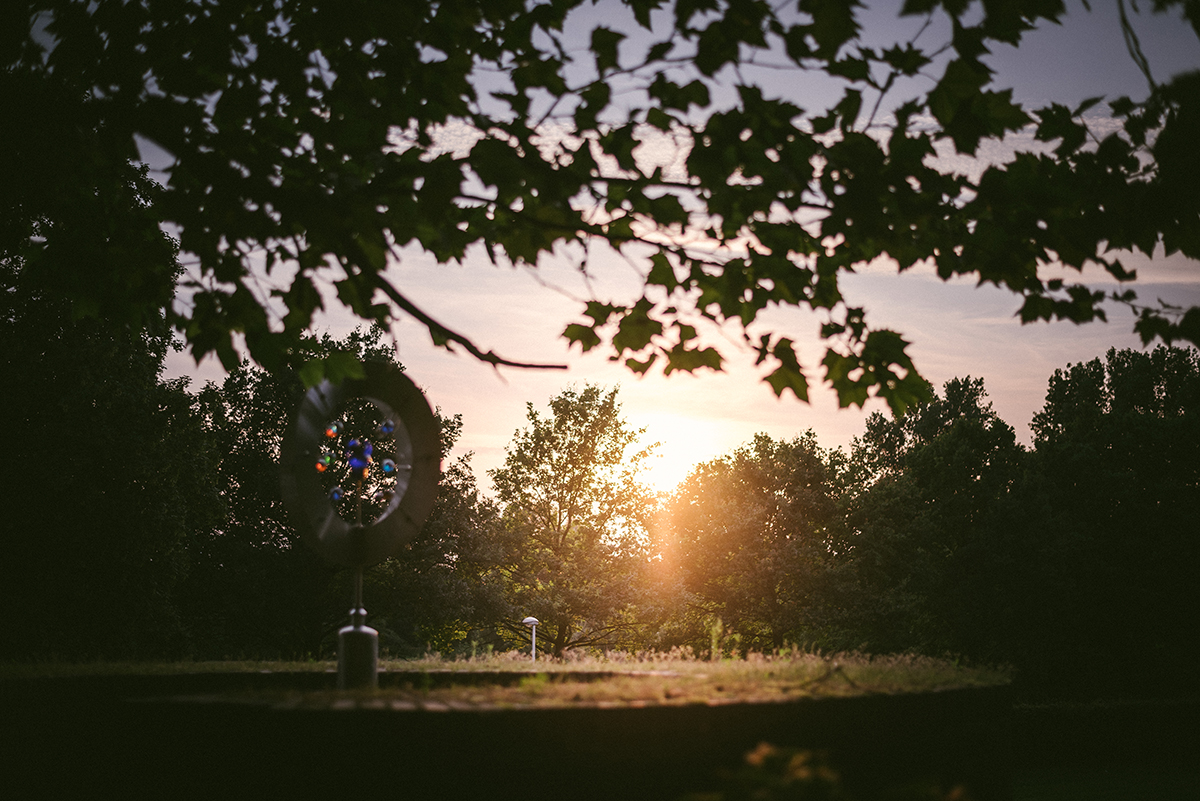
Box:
164, 0, 1200, 493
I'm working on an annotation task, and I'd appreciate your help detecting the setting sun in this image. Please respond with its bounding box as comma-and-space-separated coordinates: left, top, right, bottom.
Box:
631, 413, 728, 494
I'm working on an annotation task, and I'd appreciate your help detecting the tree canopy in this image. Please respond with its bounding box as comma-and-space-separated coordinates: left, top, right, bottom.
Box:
3, 290, 1196, 696
490, 384, 656, 654
0, 254, 222, 659
656, 432, 846, 651
5, 0, 1197, 409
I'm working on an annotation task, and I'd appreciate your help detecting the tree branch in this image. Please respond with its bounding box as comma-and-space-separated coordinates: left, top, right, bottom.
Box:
368, 272, 567, 371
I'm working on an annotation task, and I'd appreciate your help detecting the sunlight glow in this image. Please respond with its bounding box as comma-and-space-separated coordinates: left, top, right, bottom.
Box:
632, 412, 729, 494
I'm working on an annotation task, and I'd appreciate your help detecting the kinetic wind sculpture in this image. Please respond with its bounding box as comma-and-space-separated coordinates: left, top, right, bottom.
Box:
280, 362, 440, 688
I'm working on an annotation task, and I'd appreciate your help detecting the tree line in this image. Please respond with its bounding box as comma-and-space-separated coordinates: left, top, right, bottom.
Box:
3, 270, 1196, 699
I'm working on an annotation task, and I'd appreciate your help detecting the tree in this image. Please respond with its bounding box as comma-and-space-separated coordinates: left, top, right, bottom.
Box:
180, 325, 415, 658
655, 433, 845, 652
1012, 345, 1200, 695
360, 433, 511, 656
173, 323, 510, 659
0, 59, 180, 336
489, 384, 656, 655
837, 377, 1026, 655
0, 256, 222, 660
832, 353, 1199, 696
6, 1, 1197, 409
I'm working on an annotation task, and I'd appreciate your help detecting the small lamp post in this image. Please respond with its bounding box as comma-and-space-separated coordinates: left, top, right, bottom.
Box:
522, 616, 540, 662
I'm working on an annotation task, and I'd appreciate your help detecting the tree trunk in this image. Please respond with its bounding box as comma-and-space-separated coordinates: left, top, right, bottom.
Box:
552, 618, 571, 658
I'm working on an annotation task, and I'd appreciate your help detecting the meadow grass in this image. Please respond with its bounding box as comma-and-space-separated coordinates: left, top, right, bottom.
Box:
1, 649, 1009, 707
387, 649, 1007, 706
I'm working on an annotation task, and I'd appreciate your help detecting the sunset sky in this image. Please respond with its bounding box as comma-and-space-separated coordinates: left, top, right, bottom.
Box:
165, 1, 1200, 493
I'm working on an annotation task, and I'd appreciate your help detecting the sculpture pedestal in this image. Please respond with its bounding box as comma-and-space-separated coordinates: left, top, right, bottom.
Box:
338, 612, 378, 690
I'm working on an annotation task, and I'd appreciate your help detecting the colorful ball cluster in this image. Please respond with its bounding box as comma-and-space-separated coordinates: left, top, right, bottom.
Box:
345, 438, 373, 474
317, 416, 398, 513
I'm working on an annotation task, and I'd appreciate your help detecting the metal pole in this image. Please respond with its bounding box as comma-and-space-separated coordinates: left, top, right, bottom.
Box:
353, 566, 364, 621
522, 616, 539, 662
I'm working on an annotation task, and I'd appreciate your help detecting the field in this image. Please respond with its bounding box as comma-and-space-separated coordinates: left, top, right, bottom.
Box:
4, 653, 1196, 799
1, 648, 1010, 705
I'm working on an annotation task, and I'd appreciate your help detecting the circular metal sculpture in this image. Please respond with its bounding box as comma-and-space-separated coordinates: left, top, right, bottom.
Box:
280, 362, 440, 688
280, 361, 441, 567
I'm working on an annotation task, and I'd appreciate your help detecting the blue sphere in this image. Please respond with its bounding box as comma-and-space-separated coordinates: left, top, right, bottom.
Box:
345, 438, 373, 471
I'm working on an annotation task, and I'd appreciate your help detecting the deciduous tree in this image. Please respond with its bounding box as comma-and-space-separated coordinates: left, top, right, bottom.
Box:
181, 325, 426, 658
838, 377, 1026, 655
6, 1, 1196, 408
489, 384, 656, 655
1013, 345, 1200, 694
655, 433, 845, 651
0, 259, 222, 659
363, 438, 511, 656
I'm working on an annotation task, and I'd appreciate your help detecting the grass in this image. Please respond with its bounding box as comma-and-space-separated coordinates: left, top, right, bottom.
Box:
1, 649, 1009, 708
0, 658, 335, 678
385, 650, 1008, 708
